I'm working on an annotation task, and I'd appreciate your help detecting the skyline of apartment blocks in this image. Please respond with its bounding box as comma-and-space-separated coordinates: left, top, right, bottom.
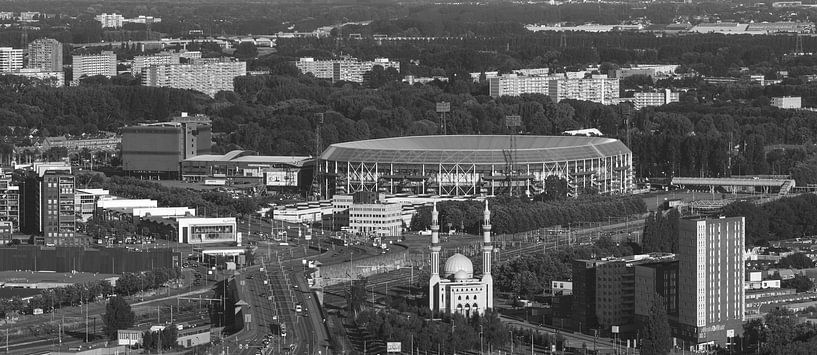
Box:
141, 60, 246, 97
634, 89, 681, 110
678, 217, 745, 350
27, 38, 63, 72
295, 57, 401, 83
488, 73, 620, 104
71, 51, 116, 86
131, 51, 202, 75
0, 47, 23, 72
94, 13, 124, 28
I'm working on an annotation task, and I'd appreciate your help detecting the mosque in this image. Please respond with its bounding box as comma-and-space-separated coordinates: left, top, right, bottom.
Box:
428, 201, 494, 316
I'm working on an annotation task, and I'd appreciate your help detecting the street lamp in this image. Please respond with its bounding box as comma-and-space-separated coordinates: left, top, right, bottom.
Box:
480, 324, 484, 355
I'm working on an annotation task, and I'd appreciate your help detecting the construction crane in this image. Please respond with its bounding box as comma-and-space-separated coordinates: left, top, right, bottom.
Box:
503, 115, 522, 196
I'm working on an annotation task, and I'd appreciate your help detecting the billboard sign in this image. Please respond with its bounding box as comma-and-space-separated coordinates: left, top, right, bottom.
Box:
436, 102, 451, 113
265, 170, 298, 187
387, 342, 401, 353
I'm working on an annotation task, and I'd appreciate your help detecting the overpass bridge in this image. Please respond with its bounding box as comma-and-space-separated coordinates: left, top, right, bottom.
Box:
670, 177, 795, 195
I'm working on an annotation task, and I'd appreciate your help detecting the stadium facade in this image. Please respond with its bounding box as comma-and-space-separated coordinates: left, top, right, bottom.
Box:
319, 135, 633, 197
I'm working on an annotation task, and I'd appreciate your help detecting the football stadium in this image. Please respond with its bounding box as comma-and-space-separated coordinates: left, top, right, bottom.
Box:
318, 135, 633, 197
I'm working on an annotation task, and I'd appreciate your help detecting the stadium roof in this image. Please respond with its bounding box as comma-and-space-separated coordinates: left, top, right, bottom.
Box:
320, 135, 631, 165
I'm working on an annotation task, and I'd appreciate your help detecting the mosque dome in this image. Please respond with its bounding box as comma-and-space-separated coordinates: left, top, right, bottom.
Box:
444, 253, 473, 279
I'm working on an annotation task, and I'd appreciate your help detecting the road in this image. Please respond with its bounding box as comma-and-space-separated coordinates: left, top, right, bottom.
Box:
500, 315, 636, 355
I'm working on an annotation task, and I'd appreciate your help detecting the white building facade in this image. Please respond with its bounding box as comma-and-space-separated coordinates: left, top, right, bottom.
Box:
429, 201, 493, 316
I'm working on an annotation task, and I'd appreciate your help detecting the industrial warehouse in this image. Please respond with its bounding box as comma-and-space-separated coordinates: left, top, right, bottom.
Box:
318, 135, 634, 197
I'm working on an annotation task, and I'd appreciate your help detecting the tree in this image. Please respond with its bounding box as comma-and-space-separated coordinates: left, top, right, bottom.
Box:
103, 296, 135, 340
779, 253, 815, 269
640, 293, 671, 355
347, 278, 368, 317
782, 274, 814, 293
234, 42, 258, 60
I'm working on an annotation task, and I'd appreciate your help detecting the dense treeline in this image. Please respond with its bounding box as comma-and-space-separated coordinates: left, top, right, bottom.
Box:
493, 236, 637, 299
723, 194, 817, 245
0, 267, 180, 318
641, 209, 681, 253
355, 309, 507, 354
0, 76, 209, 135
99, 176, 257, 218
409, 195, 646, 235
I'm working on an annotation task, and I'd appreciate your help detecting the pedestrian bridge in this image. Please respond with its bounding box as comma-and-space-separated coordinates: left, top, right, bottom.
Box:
670, 177, 795, 195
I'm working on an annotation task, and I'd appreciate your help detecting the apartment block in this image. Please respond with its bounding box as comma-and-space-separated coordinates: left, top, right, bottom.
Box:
0, 177, 20, 239
21, 163, 77, 245
94, 13, 124, 28
72, 51, 116, 85
295, 57, 400, 83
27, 38, 63, 72
548, 75, 619, 104
634, 89, 681, 110
141, 60, 246, 97
677, 217, 745, 351
0, 47, 23, 72
489, 73, 620, 104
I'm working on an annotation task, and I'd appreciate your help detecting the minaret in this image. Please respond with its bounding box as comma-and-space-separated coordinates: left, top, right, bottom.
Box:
428, 201, 442, 312
481, 199, 494, 311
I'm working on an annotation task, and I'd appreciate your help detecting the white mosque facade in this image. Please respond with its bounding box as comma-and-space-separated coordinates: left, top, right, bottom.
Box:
428, 201, 494, 316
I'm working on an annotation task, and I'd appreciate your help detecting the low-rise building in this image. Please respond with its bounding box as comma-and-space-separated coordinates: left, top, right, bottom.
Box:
771, 96, 802, 109
177, 325, 211, 348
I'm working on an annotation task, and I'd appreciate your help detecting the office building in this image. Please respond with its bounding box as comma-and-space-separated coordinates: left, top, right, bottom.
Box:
429, 202, 493, 316
572, 259, 601, 331
677, 217, 745, 351
74, 188, 110, 222
94, 13, 124, 28
348, 202, 403, 237
121, 113, 212, 179
0, 47, 23, 72
27, 38, 63, 72
139, 216, 236, 244
634, 89, 681, 110
572, 253, 677, 333
21, 162, 76, 245
72, 51, 116, 85
295, 57, 401, 83
634, 260, 680, 317
771, 96, 802, 109
489, 74, 620, 104
141, 60, 246, 97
